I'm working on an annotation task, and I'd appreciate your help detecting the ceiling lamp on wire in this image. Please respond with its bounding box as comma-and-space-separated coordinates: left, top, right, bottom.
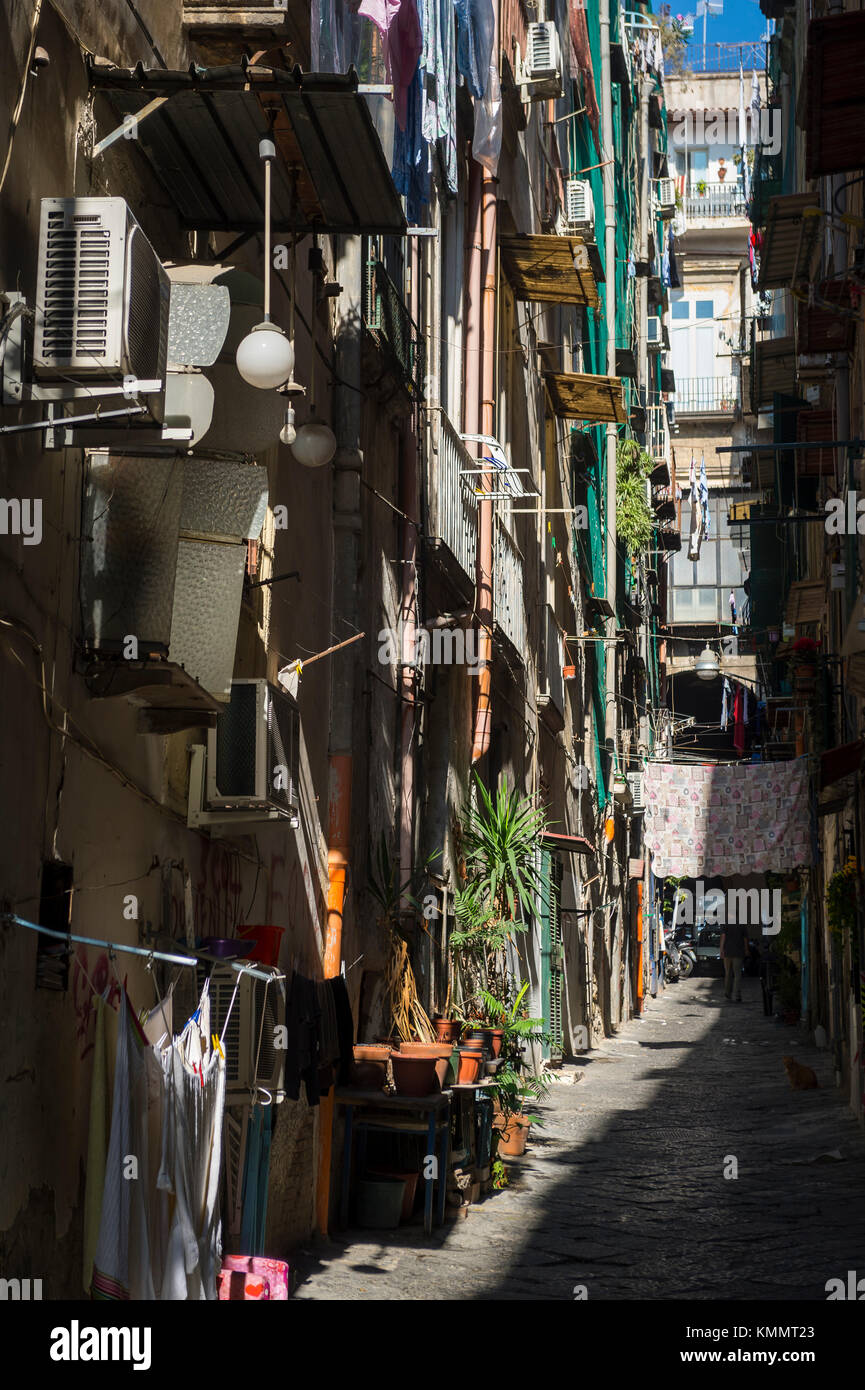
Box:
291, 247, 337, 469
235, 137, 296, 390
694, 643, 721, 681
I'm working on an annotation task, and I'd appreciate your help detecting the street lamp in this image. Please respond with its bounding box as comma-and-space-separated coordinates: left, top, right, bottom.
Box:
235, 138, 295, 390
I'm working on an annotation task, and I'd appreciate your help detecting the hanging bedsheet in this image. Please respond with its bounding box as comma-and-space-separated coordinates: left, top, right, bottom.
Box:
643, 758, 812, 879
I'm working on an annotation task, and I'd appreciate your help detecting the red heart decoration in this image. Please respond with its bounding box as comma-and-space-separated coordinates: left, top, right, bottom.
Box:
246, 1280, 265, 1298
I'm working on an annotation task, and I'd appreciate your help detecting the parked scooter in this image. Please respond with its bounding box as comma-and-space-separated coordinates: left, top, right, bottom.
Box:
663, 935, 696, 982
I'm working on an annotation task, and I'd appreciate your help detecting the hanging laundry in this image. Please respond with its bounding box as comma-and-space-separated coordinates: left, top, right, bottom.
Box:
473, 43, 502, 177
569, 1, 600, 154
83, 995, 109, 1295
699, 454, 710, 538
454, 0, 495, 101
392, 66, 429, 224
733, 684, 746, 754
92, 991, 163, 1300
282, 972, 323, 1106
156, 988, 226, 1301
668, 231, 681, 289
358, 0, 423, 131
421, 0, 457, 194
239, 1105, 273, 1258
627, 250, 636, 278
721, 675, 732, 731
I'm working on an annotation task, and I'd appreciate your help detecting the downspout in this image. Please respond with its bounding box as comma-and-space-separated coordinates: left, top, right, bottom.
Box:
399, 232, 421, 909
464, 154, 486, 763
317, 235, 363, 1236
472, 157, 497, 764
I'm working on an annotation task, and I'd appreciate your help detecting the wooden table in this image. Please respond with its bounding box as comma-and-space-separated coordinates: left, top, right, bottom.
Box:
334, 1088, 452, 1236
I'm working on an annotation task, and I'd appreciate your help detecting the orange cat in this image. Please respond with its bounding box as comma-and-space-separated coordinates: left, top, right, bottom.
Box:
783, 1056, 819, 1090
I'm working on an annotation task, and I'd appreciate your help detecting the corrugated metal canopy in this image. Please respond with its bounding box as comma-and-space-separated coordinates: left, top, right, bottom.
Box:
758, 194, 820, 291
752, 336, 796, 408
543, 372, 626, 423
87, 59, 406, 235
499, 234, 599, 309
805, 12, 865, 180
785, 579, 825, 627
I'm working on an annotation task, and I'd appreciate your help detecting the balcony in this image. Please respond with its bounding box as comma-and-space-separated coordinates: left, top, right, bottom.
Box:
674, 375, 739, 416
684, 182, 747, 222
493, 518, 527, 658
426, 410, 478, 595
362, 258, 425, 401
647, 403, 672, 465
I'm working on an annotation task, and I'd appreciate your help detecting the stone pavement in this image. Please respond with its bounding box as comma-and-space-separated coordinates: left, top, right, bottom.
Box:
293, 973, 865, 1300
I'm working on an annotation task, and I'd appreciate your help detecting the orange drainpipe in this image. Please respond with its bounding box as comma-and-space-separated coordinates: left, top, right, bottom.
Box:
636, 881, 644, 1013
471, 159, 497, 764
316, 752, 352, 1235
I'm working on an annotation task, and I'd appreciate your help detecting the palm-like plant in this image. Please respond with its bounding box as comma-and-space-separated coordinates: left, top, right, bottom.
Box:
460, 773, 548, 926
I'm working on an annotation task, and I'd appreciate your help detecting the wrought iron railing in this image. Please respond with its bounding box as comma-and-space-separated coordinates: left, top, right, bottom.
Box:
684, 42, 767, 74
685, 181, 747, 220
430, 409, 478, 587
362, 257, 425, 399
493, 518, 526, 657
647, 402, 672, 463
674, 375, 739, 415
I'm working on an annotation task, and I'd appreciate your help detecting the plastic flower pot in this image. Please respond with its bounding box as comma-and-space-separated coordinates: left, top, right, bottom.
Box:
356, 1176, 406, 1229
456, 1049, 484, 1085
393, 1042, 453, 1089
389, 1050, 438, 1097
497, 1116, 531, 1157
367, 1170, 419, 1222
236, 924, 284, 966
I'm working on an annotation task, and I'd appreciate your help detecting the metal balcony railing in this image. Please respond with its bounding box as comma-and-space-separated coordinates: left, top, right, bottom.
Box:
647, 403, 672, 464
685, 181, 747, 220
684, 42, 767, 74
430, 410, 478, 587
674, 375, 739, 415
362, 257, 425, 399
493, 518, 526, 657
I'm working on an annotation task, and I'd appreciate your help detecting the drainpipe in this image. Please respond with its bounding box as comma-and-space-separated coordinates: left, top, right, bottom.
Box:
316, 234, 363, 1236
399, 233, 421, 910
464, 154, 488, 764
599, 0, 620, 1021
471, 159, 497, 765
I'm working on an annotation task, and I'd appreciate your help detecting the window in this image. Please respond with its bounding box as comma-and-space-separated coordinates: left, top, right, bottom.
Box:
695, 300, 714, 320
672, 300, 690, 320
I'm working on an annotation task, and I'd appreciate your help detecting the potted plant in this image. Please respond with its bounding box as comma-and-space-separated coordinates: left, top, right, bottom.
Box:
696, 179, 707, 196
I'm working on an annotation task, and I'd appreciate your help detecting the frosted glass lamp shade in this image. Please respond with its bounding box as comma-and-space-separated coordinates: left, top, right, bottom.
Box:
694, 644, 720, 681
291, 420, 337, 468
235, 322, 295, 390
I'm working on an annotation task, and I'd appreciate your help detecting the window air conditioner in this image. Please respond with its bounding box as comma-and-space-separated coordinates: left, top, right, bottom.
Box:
626, 771, 644, 812
206, 678, 300, 823
524, 22, 564, 100
655, 178, 677, 217
34, 198, 170, 389
647, 316, 663, 350
200, 964, 287, 1105
564, 179, 595, 235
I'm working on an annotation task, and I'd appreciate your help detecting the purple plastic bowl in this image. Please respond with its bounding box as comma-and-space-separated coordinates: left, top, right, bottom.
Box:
198, 937, 257, 960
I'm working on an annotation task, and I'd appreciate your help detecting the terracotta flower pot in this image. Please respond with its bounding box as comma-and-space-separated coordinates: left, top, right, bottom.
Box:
497, 1115, 530, 1157
389, 1050, 438, 1097
350, 1044, 390, 1090
457, 1049, 484, 1085
434, 1018, 461, 1045
394, 1042, 453, 1090
490, 1029, 504, 1059
463, 1026, 493, 1057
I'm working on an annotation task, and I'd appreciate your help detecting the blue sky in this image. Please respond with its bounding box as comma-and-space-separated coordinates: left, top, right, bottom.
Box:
680, 0, 768, 44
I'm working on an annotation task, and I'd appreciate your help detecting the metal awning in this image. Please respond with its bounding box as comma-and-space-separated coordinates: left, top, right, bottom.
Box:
797, 407, 837, 477
616, 348, 637, 380
785, 580, 825, 627
541, 832, 595, 857
758, 194, 820, 290
87, 58, 406, 235
805, 12, 865, 179
752, 335, 796, 408
543, 372, 627, 423
499, 234, 599, 309
797, 282, 857, 354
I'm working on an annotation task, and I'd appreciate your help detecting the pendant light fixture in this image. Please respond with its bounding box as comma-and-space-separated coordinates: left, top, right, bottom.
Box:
694, 643, 720, 681
235, 137, 295, 390
291, 240, 337, 469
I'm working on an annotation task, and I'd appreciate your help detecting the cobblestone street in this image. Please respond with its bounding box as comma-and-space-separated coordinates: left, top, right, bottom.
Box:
295, 975, 865, 1300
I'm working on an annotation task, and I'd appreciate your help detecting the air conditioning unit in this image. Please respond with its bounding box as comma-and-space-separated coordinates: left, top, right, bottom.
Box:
34, 198, 170, 392
627, 771, 645, 812
647, 316, 663, 350
523, 22, 564, 100
206, 678, 300, 823
202, 964, 287, 1105
564, 179, 595, 235
655, 178, 677, 217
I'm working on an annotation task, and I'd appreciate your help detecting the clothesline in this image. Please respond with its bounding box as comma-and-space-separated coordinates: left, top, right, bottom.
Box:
3, 914, 284, 985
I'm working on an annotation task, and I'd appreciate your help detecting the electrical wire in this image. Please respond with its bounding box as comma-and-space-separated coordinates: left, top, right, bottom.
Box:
0, 0, 43, 197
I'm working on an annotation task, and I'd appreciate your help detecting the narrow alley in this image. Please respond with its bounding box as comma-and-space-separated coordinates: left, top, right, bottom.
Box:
295, 978, 865, 1301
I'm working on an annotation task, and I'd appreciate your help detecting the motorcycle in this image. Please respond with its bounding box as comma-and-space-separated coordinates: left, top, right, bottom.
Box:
663, 934, 696, 982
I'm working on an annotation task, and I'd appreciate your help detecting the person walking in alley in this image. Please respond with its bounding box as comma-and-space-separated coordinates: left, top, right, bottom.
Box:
720, 921, 750, 1001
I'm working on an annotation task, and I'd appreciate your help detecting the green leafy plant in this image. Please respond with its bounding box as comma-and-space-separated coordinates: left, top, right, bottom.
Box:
827, 857, 859, 940
616, 439, 654, 559
696, 179, 707, 196
460, 773, 548, 924
491, 1157, 509, 1190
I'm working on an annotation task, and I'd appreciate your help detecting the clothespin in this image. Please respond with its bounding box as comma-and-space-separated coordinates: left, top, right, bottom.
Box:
211, 1033, 225, 1060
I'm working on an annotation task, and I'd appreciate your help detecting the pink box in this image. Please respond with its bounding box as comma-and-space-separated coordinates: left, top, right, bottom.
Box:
218, 1255, 290, 1301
